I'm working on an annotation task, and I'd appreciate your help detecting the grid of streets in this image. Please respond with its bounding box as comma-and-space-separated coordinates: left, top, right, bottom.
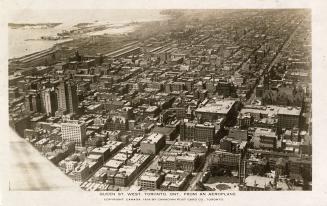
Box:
9, 9, 312, 191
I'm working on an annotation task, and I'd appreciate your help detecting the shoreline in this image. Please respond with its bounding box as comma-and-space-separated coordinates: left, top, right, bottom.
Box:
9, 14, 172, 61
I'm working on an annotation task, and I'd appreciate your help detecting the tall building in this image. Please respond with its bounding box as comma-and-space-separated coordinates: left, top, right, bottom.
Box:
24, 94, 32, 113
195, 123, 216, 143
66, 82, 78, 114
277, 107, 301, 130
24, 92, 42, 113
180, 120, 196, 141
41, 88, 57, 116
56, 81, 68, 113
61, 121, 86, 147
56, 81, 78, 115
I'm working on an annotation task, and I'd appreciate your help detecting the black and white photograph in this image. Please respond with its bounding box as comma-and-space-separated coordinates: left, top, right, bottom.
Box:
2, 0, 327, 205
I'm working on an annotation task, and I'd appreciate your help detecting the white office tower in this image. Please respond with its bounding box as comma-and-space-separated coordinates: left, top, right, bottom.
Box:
61, 120, 86, 147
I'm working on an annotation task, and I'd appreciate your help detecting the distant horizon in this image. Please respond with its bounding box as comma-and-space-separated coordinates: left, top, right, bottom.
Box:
8, 9, 168, 58
8, 9, 166, 24
8, 8, 310, 24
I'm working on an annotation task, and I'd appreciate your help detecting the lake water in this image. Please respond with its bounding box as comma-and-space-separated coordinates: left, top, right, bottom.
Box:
9, 10, 167, 58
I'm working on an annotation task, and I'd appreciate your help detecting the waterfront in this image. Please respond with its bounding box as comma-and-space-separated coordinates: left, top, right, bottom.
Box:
9, 10, 168, 58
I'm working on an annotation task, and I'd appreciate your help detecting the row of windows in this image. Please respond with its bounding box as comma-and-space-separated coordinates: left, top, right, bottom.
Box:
140, 181, 156, 185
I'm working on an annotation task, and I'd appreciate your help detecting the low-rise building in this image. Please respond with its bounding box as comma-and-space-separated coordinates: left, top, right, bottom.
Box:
140, 133, 166, 155
209, 150, 241, 171
160, 154, 199, 172
242, 175, 274, 191
138, 171, 164, 190
252, 128, 278, 149
195, 99, 236, 122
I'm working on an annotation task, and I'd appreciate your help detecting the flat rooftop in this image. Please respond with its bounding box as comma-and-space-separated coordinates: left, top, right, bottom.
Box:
195, 100, 236, 114
278, 106, 301, 116
139, 172, 161, 182
104, 159, 124, 168
254, 127, 277, 137
241, 105, 301, 117
90, 146, 111, 154
142, 133, 164, 144
152, 126, 175, 135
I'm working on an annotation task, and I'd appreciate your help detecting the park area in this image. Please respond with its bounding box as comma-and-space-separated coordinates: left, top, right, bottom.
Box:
203, 175, 239, 191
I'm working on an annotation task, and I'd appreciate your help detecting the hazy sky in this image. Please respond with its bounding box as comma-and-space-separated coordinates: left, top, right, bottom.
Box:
9, 9, 164, 24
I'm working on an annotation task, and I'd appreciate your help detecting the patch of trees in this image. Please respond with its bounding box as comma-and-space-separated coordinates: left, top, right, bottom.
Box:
209, 166, 232, 177
262, 86, 304, 106
269, 63, 287, 80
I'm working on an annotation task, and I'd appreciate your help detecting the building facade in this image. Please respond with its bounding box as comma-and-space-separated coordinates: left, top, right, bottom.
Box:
61, 121, 86, 147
